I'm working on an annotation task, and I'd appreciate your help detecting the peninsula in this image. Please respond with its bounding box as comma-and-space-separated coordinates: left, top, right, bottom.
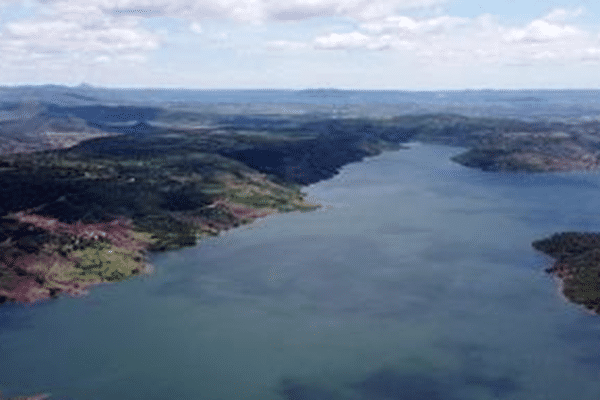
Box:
532, 232, 600, 313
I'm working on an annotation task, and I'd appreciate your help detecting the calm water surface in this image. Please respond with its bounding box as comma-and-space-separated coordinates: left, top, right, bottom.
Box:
2, 144, 600, 399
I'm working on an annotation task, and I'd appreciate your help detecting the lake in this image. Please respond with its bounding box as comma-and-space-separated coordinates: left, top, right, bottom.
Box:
2, 143, 600, 400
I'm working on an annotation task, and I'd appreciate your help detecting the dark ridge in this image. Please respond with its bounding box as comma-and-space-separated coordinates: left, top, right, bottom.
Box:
0, 102, 21, 111
63, 92, 98, 102
86, 120, 155, 136
0, 167, 212, 223
45, 105, 160, 124
64, 134, 188, 157
219, 135, 376, 184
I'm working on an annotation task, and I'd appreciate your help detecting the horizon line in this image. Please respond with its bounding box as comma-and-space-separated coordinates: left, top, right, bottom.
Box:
1, 83, 600, 92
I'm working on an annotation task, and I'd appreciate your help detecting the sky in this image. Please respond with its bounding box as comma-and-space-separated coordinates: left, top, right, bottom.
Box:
0, 0, 599, 89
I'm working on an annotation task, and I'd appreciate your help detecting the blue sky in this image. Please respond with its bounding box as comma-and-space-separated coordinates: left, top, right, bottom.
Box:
0, 0, 599, 89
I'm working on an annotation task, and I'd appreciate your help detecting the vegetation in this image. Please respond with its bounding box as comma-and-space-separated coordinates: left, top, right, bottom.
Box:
533, 232, 600, 313
0, 123, 326, 304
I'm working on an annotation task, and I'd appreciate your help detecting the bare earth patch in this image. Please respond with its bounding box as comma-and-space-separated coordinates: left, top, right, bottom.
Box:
0, 213, 152, 305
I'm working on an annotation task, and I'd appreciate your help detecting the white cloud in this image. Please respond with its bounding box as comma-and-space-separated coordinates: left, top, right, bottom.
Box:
30, 0, 446, 23
313, 31, 395, 50
266, 40, 309, 51
339, 0, 444, 21
543, 7, 584, 22
502, 7, 586, 44
314, 32, 371, 49
6, 20, 80, 36
299, 6, 600, 71
2, 1, 600, 86
190, 22, 203, 34
530, 50, 558, 60
0, 1, 160, 68
312, 14, 470, 52
94, 55, 111, 63
503, 19, 582, 43
4, 19, 159, 52
361, 15, 468, 36
579, 47, 600, 62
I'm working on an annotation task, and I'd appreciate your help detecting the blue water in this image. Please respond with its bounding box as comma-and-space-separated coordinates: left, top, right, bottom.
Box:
2, 144, 600, 399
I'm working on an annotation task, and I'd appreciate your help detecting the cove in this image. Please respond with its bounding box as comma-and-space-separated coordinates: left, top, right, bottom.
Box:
2, 144, 600, 400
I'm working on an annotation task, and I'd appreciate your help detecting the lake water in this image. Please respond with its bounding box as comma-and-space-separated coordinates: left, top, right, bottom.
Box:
2, 144, 600, 400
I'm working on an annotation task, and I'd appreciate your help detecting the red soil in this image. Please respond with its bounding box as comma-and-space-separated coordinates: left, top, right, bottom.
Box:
11, 212, 147, 252
0, 212, 151, 305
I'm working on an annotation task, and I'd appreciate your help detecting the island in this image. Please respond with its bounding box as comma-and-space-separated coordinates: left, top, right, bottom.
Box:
2, 85, 600, 315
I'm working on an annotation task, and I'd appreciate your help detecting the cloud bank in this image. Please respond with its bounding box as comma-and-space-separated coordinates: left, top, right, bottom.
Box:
0, 0, 598, 87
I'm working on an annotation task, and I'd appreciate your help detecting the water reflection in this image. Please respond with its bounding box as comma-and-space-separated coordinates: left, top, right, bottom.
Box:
277, 365, 521, 400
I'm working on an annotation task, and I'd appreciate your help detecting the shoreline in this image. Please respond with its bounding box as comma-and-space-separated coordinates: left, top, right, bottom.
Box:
532, 232, 600, 315
0, 189, 319, 306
